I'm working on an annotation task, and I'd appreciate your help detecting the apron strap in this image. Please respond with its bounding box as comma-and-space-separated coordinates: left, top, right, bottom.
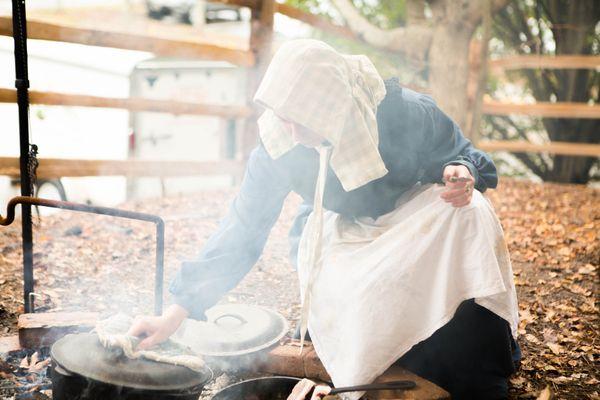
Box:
299, 144, 332, 352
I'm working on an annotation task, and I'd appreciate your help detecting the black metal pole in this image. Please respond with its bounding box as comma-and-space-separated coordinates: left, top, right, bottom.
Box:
11, 0, 34, 313
155, 222, 164, 316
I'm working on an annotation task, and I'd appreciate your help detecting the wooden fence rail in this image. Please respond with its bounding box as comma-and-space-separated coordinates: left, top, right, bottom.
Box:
0, 157, 245, 180
482, 100, 600, 119
0, 88, 252, 118
478, 141, 600, 157
0, 16, 255, 67
489, 55, 600, 71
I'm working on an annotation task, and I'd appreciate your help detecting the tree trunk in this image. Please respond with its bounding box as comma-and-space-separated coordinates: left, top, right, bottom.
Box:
549, 155, 597, 184
428, 23, 476, 131
542, 0, 599, 183
329, 0, 507, 136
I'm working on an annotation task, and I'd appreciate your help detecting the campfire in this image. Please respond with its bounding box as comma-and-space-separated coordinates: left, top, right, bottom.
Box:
0, 347, 52, 399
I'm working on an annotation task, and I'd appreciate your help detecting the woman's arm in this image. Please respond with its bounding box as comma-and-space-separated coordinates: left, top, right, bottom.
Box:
418, 96, 498, 192
169, 145, 291, 320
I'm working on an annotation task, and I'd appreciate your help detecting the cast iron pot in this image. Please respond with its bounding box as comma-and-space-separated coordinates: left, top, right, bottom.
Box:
211, 377, 418, 400
51, 333, 212, 400
211, 376, 302, 400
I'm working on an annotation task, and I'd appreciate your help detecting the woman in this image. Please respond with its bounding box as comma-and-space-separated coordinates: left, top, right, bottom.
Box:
129, 39, 520, 399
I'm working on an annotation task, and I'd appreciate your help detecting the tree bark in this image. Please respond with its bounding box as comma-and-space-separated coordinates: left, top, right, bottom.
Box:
428, 23, 477, 129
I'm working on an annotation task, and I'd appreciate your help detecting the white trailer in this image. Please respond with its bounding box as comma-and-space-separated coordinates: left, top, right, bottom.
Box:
127, 58, 248, 200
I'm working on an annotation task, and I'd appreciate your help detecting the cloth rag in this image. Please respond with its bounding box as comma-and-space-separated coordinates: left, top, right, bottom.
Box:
94, 313, 206, 372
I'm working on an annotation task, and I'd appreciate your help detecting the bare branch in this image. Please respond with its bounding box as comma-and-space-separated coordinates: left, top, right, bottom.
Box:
329, 0, 433, 60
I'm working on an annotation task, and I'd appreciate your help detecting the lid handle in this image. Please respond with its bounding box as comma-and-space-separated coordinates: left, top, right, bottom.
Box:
213, 313, 248, 326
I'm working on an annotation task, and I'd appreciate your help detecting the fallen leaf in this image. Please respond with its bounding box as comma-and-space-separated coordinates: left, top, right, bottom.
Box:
28, 358, 50, 373
510, 376, 527, 387
568, 284, 591, 296
29, 352, 38, 367
536, 385, 553, 400
19, 356, 29, 369
520, 308, 537, 326
526, 334, 540, 344
547, 342, 562, 355
549, 376, 573, 384
577, 264, 596, 275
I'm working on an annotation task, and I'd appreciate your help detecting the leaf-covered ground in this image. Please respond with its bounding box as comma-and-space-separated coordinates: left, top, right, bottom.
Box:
0, 179, 598, 399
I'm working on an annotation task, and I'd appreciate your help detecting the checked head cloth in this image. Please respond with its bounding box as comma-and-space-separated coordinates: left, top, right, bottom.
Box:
254, 39, 388, 192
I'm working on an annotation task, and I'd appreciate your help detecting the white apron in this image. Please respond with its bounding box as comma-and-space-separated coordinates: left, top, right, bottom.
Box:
297, 183, 519, 400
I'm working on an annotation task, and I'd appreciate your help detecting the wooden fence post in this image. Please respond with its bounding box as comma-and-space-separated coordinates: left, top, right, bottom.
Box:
241, 0, 275, 160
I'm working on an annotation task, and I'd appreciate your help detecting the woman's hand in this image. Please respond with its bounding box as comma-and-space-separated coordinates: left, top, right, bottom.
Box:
310, 385, 332, 399
127, 304, 189, 350
440, 165, 475, 208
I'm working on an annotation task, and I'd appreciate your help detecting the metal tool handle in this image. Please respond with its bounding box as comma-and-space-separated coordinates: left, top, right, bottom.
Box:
213, 313, 248, 325
329, 380, 416, 395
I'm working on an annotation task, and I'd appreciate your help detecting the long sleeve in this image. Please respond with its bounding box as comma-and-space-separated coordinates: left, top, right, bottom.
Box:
418, 96, 498, 192
169, 145, 291, 320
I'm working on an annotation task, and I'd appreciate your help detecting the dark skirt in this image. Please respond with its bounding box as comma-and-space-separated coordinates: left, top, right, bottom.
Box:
295, 299, 520, 400
394, 299, 520, 400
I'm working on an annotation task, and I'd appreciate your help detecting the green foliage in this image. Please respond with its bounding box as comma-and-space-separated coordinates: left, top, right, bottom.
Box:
349, 0, 407, 28
282, 0, 422, 83
285, 0, 330, 14
284, 0, 407, 28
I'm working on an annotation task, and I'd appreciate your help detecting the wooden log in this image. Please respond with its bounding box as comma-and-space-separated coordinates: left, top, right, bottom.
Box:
0, 16, 255, 67
18, 311, 99, 348
482, 100, 600, 119
259, 344, 307, 378
478, 140, 600, 157
0, 157, 245, 179
257, 342, 450, 399
0, 88, 252, 118
489, 55, 600, 71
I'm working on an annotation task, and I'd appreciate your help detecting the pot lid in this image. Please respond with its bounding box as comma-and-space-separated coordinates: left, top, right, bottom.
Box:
51, 333, 212, 391
173, 304, 289, 357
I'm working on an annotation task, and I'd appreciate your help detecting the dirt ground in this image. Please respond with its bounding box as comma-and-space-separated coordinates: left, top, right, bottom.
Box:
0, 179, 598, 399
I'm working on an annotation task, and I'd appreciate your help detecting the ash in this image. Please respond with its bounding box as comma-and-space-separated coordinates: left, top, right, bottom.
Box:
198, 371, 270, 400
